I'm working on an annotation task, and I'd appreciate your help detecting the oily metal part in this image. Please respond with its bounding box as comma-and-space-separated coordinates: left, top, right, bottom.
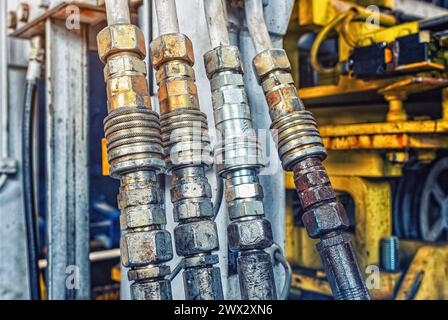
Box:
97, 22, 173, 300
150, 33, 223, 300
204, 45, 277, 299
252, 48, 370, 300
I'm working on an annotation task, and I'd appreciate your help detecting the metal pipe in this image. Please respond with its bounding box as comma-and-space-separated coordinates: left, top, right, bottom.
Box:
105, 0, 131, 25
150, 0, 224, 299
245, 0, 371, 300
203, 0, 277, 299
203, 0, 230, 48
154, 0, 180, 35
0, 0, 9, 190
244, 0, 273, 54
98, 0, 174, 300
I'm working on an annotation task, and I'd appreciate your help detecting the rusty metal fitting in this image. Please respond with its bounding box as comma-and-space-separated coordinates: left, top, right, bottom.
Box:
150, 31, 223, 300
237, 251, 277, 300
97, 24, 146, 63
97, 20, 173, 300
204, 45, 243, 79
168, 166, 223, 300
131, 279, 172, 300
150, 33, 194, 69
252, 49, 304, 120
251, 47, 370, 300
317, 234, 370, 300
103, 108, 165, 178
228, 218, 273, 251
183, 267, 224, 300
271, 110, 326, 171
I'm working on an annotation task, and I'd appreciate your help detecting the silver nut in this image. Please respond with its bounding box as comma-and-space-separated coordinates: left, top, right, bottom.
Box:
183, 267, 224, 300
118, 187, 162, 209
228, 218, 273, 251
173, 199, 214, 222
174, 220, 219, 256
130, 279, 172, 300
225, 182, 263, 202
228, 200, 264, 219
127, 265, 171, 281
212, 86, 247, 107
121, 229, 173, 267
120, 204, 166, 230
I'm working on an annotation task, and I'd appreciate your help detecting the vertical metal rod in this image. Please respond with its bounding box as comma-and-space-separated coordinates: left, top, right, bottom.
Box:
154, 0, 180, 34
46, 20, 90, 300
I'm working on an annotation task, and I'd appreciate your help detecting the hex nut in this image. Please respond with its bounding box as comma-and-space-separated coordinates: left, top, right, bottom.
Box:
174, 220, 219, 256
183, 267, 223, 300
120, 204, 166, 230
204, 45, 243, 79
252, 49, 291, 83
302, 202, 350, 238
118, 187, 162, 209
173, 199, 214, 222
225, 182, 263, 203
130, 279, 172, 300
104, 55, 147, 79
171, 177, 212, 202
212, 86, 247, 108
228, 200, 264, 219
97, 24, 146, 63
150, 34, 194, 69
299, 185, 336, 209
228, 218, 273, 251
121, 229, 173, 267
128, 265, 171, 281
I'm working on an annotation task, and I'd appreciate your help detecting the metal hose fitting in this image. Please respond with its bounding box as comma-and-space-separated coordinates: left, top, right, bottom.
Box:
150, 33, 223, 300
252, 48, 370, 300
97, 5, 173, 299
204, 45, 277, 300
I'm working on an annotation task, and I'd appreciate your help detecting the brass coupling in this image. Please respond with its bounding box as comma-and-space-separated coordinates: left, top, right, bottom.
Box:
97, 23, 173, 300
252, 48, 370, 300
151, 34, 213, 169
253, 48, 326, 171
150, 33, 223, 300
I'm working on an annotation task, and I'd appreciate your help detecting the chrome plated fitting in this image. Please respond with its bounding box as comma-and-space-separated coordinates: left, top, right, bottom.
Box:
204, 45, 277, 300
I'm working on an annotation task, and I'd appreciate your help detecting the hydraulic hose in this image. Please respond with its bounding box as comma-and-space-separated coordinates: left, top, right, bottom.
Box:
245, 0, 370, 300
22, 36, 44, 300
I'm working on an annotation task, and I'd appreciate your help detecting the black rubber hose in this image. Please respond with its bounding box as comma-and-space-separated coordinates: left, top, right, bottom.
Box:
22, 79, 41, 300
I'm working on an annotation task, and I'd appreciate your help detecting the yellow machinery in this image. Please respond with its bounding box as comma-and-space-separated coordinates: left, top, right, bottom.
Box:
285, 0, 448, 300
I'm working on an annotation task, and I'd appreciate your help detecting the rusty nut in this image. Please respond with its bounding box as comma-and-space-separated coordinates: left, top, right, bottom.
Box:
171, 177, 212, 202
128, 265, 171, 281
173, 199, 214, 222
120, 204, 166, 230
97, 24, 146, 63
302, 202, 350, 238
252, 49, 291, 83
118, 186, 162, 209
204, 45, 243, 79
130, 279, 172, 300
228, 218, 273, 251
183, 267, 223, 300
155, 60, 195, 84
150, 33, 194, 70
121, 229, 173, 267
174, 220, 219, 256
104, 55, 147, 80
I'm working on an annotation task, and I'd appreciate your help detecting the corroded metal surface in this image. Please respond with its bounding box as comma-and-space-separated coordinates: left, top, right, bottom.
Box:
97, 19, 173, 300
150, 33, 223, 300
253, 48, 370, 300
